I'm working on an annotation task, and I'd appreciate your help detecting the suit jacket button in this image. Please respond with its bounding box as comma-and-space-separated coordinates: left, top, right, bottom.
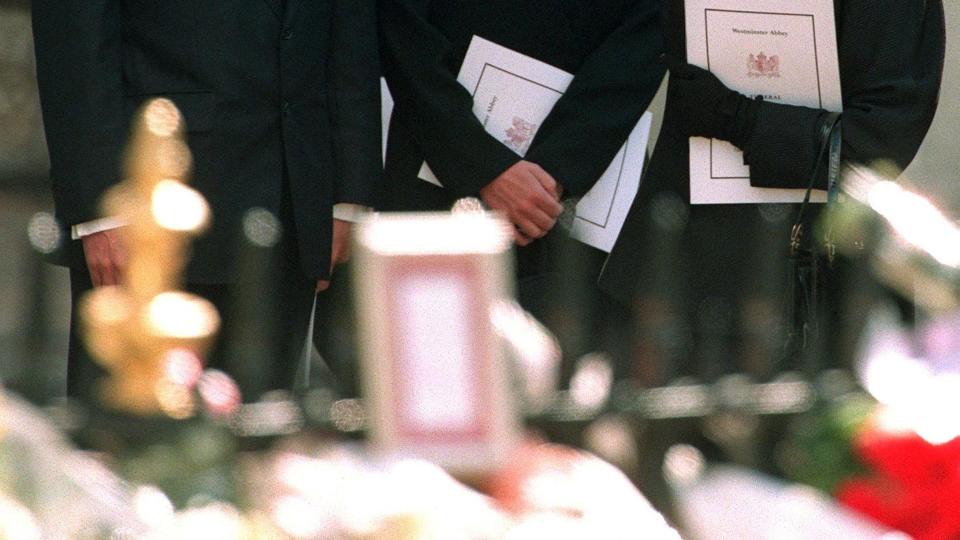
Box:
283, 30, 294, 40
282, 101, 291, 114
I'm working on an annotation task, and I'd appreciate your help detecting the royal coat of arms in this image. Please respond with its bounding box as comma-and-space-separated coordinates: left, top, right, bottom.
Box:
503, 117, 538, 154
747, 52, 780, 78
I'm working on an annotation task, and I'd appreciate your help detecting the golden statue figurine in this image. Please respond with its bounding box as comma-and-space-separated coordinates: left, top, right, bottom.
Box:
80, 98, 220, 416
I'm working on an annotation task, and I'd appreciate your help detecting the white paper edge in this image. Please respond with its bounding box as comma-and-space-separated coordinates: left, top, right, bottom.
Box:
685, 0, 841, 204
569, 112, 654, 252
417, 36, 574, 186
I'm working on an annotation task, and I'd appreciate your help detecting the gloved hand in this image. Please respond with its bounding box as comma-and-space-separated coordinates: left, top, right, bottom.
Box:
663, 54, 759, 149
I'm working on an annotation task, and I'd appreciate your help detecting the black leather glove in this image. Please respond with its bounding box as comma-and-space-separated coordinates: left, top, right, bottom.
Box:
663, 54, 759, 149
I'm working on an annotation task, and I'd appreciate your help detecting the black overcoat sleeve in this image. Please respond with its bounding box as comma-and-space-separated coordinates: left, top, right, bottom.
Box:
378, 0, 522, 198
330, 0, 384, 207
525, 0, 665, 197
31, 0, 126, 227
743, 0, 945, 189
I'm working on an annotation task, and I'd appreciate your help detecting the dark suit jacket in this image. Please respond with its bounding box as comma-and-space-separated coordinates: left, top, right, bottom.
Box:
599, 0, 945, 304
378, 0, 664, 212
32, 0, 382, 282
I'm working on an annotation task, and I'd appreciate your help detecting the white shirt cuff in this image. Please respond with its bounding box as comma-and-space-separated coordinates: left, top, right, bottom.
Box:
74, 207, 368, 239
333, 203, 371, 223
71, 216, 127, 240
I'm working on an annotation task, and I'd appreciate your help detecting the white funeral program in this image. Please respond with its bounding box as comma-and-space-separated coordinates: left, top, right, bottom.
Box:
419, 36, 652, 252
685, 0, 842, 204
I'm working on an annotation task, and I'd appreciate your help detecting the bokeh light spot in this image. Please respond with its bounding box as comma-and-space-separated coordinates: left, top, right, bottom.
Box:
163, 348, 204, 388
144, 98, 183, 137
151, 180, 210, 232
155, 378, 196, 420
451, 197, 485, 215
242, 207, 282, 248
198, 369, 242, 419
26, 212, 62, 254
663, 444, 705, 488
146, 292, 219, 340
331, 399, 366, 432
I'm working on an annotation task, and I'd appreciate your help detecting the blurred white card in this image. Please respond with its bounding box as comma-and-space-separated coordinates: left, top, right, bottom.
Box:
393, 272, 478, 433
420, 36, 651, 252
353, 213, 520, 476
685, 0, 841, 204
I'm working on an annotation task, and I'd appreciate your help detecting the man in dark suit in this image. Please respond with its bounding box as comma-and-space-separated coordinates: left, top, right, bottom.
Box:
599, 0, 945, 381
596, 1, 943, 514
32, 0, 382, 405
377, 0, 664, 372
380, 0, 662, 238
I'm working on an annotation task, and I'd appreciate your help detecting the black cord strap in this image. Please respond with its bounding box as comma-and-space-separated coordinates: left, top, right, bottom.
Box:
784, 112, 841, 365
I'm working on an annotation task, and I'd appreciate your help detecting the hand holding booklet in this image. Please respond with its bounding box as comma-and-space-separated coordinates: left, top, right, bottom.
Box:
685, 0, 842, 204
419, 36, 652, 253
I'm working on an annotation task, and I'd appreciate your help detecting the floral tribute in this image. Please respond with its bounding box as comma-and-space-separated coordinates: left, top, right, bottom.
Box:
836, 423, 960, 539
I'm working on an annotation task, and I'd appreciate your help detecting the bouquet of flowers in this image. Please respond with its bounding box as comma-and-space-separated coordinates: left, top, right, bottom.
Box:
785, 307, 960, 539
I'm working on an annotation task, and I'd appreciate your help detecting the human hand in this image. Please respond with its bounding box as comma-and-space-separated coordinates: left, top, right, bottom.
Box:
81, 228, 126, 287
316, 218, 353, 292
663, 54, 756, 146
480, 160, 563, 246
